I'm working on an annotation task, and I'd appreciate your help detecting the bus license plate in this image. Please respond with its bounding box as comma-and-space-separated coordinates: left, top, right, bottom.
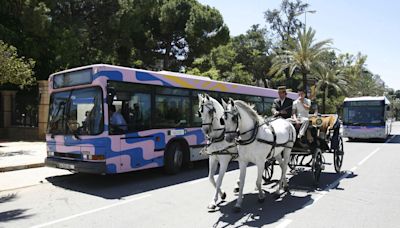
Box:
58, 163, 75, 170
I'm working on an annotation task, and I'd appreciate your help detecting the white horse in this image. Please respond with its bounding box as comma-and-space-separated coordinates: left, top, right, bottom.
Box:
198, 94, 239, 210
221, 98, 296, 212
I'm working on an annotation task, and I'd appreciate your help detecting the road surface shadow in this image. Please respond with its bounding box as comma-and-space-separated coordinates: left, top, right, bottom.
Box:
211, 170, 357, 227
0, 209, 33, 223
46, 160, 239, 199
385, 134, 400, 144
0, 193, 17, 204
287, 170, 358, 192
213, 191, 312, 227
0, 150, 33, 157
346, 134, 400, 144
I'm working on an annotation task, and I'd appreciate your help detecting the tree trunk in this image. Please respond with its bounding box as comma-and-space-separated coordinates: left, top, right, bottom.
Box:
322, 86, 327, 113
302, 72, 308, 96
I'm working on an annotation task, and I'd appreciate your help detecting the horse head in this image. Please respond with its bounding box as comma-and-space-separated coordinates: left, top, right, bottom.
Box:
198, 94, 224, 138
222, 99, 262, 143
221, 98, 241, 143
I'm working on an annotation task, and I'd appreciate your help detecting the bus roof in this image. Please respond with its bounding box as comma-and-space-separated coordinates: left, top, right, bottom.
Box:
344, 96, 390, 104
50, 64, 298, 99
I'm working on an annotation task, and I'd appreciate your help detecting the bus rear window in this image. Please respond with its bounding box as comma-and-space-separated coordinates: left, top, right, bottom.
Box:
53, 69, 92, 89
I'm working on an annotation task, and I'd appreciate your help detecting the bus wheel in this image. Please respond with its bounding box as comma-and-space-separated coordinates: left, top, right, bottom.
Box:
164, 142, 184, 174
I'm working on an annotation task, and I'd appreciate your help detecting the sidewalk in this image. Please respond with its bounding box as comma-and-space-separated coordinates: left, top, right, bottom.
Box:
0, 141, 46, 172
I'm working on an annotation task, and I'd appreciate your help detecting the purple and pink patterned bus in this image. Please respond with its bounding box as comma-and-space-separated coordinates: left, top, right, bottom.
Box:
45, 64, 297, 174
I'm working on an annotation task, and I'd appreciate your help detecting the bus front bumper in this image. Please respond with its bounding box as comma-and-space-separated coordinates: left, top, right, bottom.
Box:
45, 157, 106, 174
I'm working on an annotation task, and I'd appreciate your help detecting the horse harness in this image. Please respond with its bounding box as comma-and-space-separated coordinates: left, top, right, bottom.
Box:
201, 102, 239, 160
225, 108, 294, 160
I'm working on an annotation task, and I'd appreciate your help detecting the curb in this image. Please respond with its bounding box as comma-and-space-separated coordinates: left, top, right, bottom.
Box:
0, 163, 45, 172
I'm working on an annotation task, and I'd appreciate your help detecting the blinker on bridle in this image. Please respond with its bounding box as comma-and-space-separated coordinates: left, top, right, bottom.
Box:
199, 103, 216, 126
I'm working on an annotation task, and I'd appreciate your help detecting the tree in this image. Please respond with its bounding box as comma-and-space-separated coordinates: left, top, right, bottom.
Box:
338, 52, 385, 97
264, 0, 309, 46
270, 27, 332, 91
232, 25, 273, 87
0, 0, 51, 79
157, 0, 229, 70
313, 66, 347, 113
265, 0, 310, 87
0, 40, 35, 88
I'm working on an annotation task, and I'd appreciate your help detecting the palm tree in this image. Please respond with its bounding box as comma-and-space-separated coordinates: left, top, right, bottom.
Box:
313, 66, 348, 113
270, 27, 332, 92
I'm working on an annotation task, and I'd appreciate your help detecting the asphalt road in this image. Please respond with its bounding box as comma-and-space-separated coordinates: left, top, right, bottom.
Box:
1, 123, 400, 228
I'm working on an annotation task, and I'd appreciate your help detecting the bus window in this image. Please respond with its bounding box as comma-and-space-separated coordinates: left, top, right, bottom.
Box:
155, 95, 190, 128
263, 97, 274, 116
127, 93, 151, 131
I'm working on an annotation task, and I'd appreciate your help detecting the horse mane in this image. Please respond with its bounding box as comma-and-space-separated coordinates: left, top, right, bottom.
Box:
234, 100, 263, 122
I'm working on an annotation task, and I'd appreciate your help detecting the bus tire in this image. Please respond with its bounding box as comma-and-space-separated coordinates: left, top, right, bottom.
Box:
164, 142, 184, 174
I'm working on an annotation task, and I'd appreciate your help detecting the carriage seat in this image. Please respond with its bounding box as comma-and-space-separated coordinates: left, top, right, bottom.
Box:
309, 114, 338, 139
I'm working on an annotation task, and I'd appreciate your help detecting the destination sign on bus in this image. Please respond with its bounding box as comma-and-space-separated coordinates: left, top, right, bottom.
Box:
53, 69, 92, 89
344, 100, 382, 107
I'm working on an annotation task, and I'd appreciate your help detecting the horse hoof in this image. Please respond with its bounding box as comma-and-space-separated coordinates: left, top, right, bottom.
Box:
221, 192, 227, 200
233, 206, 241, 213
233, 187, 239, 193
207, 204, 217, 210
258, 198, 265, 203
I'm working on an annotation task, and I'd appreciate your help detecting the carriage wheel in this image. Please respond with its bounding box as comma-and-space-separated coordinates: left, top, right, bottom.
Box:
262, 159, 274, 184
334, 136, 344, 173
312, 148, 323, 185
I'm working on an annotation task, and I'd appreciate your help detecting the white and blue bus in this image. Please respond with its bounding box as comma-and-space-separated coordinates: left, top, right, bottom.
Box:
342, 96, 392, 140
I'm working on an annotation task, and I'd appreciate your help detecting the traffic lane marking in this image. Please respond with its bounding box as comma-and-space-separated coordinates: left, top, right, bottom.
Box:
357, 148, 380, 166
31, 194, 151, 228
295, 145, 381, 227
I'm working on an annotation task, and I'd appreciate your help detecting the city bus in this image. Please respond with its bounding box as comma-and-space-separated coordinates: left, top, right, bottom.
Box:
342, 96, 392, 140
45, 64, 297, 174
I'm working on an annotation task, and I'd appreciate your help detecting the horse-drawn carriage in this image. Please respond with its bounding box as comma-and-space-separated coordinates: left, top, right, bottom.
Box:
263, 114, 344, 185
198, 94, 345, 211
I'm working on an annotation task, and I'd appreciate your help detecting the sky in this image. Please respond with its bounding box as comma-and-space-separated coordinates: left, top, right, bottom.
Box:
198, 0, 400, 91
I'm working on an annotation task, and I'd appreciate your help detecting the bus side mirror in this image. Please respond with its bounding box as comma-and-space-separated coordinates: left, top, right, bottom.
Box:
386, 106, 390, 111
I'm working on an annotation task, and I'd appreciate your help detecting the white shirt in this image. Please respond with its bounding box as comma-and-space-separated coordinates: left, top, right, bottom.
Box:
293, 98, 311, 118
280, 98, 286, 106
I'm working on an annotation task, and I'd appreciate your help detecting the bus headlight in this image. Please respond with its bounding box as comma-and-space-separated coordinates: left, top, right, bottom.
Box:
47, 151, 54, 156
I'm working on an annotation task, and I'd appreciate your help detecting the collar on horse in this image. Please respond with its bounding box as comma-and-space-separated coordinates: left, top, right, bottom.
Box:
236, 121, 265, 145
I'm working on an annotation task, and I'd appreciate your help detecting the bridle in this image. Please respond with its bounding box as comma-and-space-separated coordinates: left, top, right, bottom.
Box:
223, 107, 265, 145
199, 102, 225, 142
222, 108, 240, 135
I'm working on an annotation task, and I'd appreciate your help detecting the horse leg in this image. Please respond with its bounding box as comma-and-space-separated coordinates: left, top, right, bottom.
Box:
215, 158, 229, 202
256, 161, 266, 203
274, 153, 284, 195
234, 160, 247, 213
282, 147, 292, 192
208, 157, 220, 210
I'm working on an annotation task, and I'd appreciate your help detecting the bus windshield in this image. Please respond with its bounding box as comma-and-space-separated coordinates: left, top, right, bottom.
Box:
47, 87, 103, 135
343, 105, 383, 126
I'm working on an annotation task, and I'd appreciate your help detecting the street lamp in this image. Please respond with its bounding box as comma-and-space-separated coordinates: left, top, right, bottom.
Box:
304, 10, 316, 30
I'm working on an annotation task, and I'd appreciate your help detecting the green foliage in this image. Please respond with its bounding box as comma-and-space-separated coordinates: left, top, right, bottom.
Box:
264, 0, 309, 44
188, 25, 271, 86
0, 40, 35, 88
270, 27, 332, 91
